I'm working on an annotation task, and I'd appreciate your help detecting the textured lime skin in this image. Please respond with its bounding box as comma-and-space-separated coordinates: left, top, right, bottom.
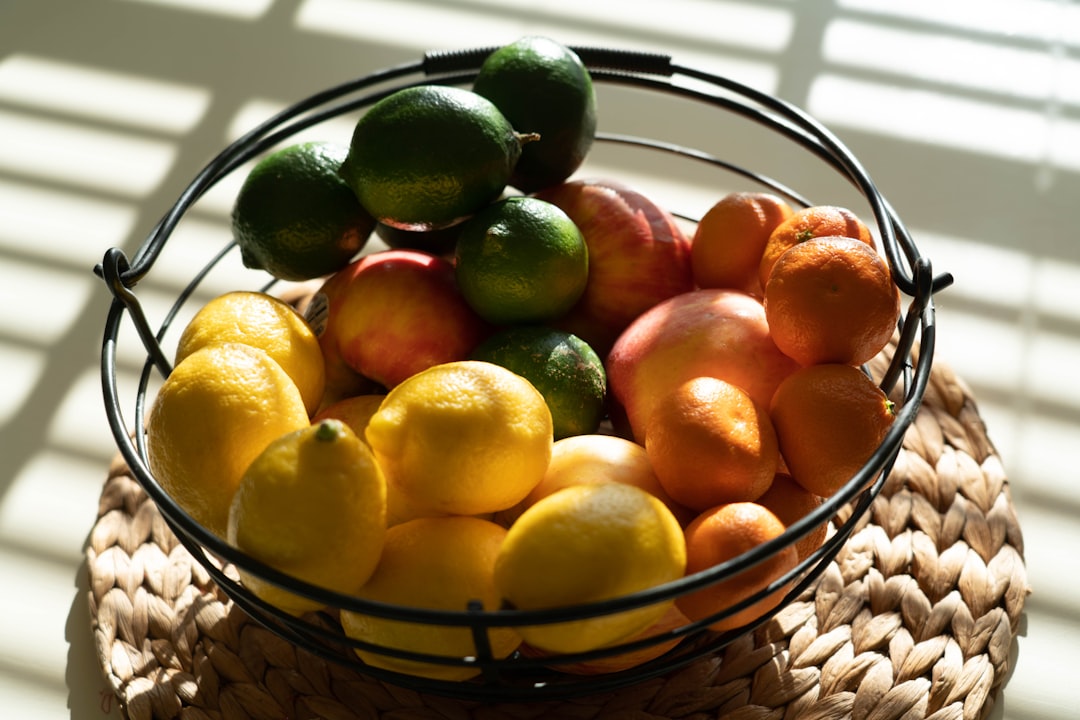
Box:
232, 142, 375, 281
339, 85, 523, 231
473, 36, 597, 193
454, 196, 588, 326
470, 325, 606, 440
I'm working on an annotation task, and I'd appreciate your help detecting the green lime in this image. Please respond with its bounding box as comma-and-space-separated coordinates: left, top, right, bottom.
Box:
339, 85, 532, 231
232, 141, 376, 281
473, 36, 597, 193
454, 196, 588, 325
374, 221, 460, 256
470, 326, 606, 439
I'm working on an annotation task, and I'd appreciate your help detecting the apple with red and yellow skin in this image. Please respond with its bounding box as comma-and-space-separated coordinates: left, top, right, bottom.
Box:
533, 179, 694, 357
310, 249, 489, 392
606, 288, 802, 444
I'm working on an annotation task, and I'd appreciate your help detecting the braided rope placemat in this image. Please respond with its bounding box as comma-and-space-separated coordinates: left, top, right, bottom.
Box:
86, 353, 1030, 720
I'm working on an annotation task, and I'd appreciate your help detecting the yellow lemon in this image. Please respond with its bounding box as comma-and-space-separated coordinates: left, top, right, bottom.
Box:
494, 483, 686, 654
498, 434, 694, 527
146, 342, 310, 536
364, 361, 553, 517
227, 419, 386, 616
340, 516, 521, 681
174, 290, 325, 415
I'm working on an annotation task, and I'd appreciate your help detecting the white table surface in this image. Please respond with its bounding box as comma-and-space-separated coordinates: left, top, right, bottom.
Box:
1, 1, 1077, 718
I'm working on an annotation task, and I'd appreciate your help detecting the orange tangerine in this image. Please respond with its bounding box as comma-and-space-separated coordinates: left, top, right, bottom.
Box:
691, 191, 793, 295
756, 473, 827, 561
645, 376, 778, 512
676, 502, 798, 632
769, 363, 896, 498
758, 205, 873, 289
764, 236, 900, 367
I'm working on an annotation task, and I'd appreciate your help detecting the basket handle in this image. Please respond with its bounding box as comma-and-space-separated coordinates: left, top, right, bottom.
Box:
423, 45, 674, 77
98, 246, 174, 379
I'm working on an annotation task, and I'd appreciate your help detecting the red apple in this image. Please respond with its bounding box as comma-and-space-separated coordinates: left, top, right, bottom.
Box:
298, 287, 378, 411
308, 250, 489, 392
533, 179, 694, 356
606, 288, 801, 443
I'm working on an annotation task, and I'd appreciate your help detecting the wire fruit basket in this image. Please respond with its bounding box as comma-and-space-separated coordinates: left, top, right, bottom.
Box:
95, 44, 953, 702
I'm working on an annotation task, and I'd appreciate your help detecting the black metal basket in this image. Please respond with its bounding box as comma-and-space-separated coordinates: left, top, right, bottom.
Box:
95, 44, 953, 703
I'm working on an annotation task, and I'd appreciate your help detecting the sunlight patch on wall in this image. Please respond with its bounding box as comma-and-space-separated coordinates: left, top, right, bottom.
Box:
837, 0, 1080, 47
0, 451, 105, 563
0, 110, 176, 197
159, 96, 364, 219
0, 345, 45, 426
144, 214, 264, 295
1045, 116, 1080, 180
1016, 414, 1080, 505
1027, 329, 1080, 410
118, 0, 275, 20
913, 231, 1034, 310
1032, 252, 1080, 324
295, 0, 526, 50
226, 98, 361, 148
823, 19, 1080, 106
0, 545, 81, 682
451, 0, 796, 53
934, 311, 1028, 395
805, 74, 1080, 170
47, 371, 119, 459
907, 234, 1034, 410
913, 229, 1080, 499
0, 55, 211, 134
0, 258, 94, 345
293, 1, 784, 118
0, 179, 137, 266
295, 0, 793, 56
185, 168, 247, 220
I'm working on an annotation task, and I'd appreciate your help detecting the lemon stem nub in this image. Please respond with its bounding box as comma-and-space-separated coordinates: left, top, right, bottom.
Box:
315, 419, 342, 442
515, 131, 542, 146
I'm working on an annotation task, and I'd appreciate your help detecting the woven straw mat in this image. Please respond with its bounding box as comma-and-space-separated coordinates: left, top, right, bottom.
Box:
86, 348, 1030, 720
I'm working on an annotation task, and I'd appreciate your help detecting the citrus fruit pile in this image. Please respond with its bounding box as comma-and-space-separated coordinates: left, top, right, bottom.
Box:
144, 35, 903, 682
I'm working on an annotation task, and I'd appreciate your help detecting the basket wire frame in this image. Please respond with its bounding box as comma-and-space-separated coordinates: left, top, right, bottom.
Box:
95, 45, 953, 702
